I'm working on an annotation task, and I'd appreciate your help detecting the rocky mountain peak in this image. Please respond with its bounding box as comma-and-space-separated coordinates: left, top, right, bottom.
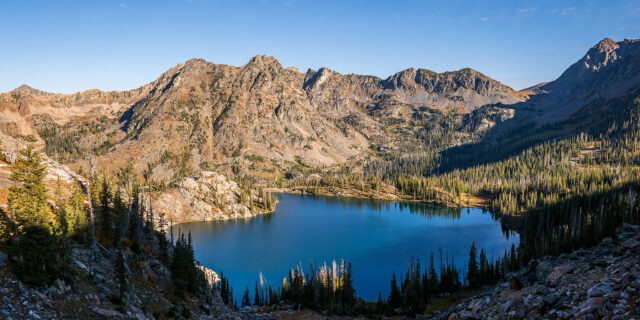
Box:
182, 58, 212, 70
245, 54, 282, 71
593, 38, 618, 51
571, 38, 640, 76
383, 68, 418, 90
303, 67, 339, 90
384, 66, 512, 96
583, 38, 622, 72
546, 38, 640, 94
13, 84, 50, 96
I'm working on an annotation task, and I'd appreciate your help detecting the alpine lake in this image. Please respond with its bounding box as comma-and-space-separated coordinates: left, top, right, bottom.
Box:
181, 193, 519, 302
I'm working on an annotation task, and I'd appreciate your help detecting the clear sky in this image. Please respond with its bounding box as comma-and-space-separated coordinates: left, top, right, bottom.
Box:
1, 0, 639, 93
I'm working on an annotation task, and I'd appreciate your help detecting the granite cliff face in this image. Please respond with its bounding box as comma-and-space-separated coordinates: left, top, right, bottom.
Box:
150, 171, 275, 223
381, 67, 526, 112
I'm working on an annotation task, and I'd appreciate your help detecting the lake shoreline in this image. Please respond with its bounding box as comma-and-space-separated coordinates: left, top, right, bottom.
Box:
265, 185, 490, 209
166, 208, 276, 227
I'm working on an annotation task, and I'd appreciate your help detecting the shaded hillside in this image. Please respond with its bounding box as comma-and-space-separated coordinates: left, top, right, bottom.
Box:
433, 38, 640, 173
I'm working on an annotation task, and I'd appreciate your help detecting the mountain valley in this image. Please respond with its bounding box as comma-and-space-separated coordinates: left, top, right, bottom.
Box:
1, 37, 640, 319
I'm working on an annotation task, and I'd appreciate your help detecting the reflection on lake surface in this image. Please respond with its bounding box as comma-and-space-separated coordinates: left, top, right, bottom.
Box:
182, 194, 518, 302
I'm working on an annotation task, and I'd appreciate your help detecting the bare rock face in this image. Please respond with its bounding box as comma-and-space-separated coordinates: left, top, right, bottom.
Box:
382, 67, 525, 112
151, 171, 273, 223
197, 265, 221, 288
43, 158, 86, 185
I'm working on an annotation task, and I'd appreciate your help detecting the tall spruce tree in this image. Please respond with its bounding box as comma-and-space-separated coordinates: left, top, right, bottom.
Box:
98, 176, 112, 242
254, 281, 260, 306
66, 181, 87, 239
115, 250, 127, 302
113, 187, 126, 247
389, 273, 402, 309
479, 248, 488, 285
8, 145, 50, 233
467, 242, 479, 288
242, 285, 251, 306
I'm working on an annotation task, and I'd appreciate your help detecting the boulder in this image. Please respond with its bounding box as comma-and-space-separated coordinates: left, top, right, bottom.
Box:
577, 297, 607, 317
546, 263, 575, 287
588, 282, 614, 297
542, 294, 558, 306
0, 251, 7, 267
535, 261, 555, 282
622, 223, 639, 233
622, 239, 639, 249
92, 307, 123, 317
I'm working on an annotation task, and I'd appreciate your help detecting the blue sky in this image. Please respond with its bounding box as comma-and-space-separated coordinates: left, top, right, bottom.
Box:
1, 0, 639, 93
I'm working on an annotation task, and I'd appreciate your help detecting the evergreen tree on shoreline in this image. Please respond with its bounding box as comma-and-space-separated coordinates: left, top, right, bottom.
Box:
467, 242, 479, 288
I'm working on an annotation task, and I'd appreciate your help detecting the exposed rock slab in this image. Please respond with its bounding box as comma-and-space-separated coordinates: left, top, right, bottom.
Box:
151, 171, 274, 223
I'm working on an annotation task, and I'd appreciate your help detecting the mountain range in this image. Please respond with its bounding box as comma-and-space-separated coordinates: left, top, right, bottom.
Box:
0, 38, 638, 194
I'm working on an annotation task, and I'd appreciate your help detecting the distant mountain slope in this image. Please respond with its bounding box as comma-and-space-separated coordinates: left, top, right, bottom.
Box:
436, 38, 640, 172
523, 38, 640, 123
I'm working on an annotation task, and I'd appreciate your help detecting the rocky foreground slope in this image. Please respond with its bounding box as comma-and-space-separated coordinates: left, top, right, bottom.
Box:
436, 224, 640, 320
0, 244, 248, 320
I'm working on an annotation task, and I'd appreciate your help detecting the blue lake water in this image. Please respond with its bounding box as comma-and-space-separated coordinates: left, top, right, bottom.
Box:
181, 194, 519, 302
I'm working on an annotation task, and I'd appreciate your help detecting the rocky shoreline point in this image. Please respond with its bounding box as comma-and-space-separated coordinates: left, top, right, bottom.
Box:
151, 171, 276, 224
435, 224, 640, 320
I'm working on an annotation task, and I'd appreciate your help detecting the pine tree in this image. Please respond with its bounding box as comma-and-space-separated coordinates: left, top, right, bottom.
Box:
479, 248, 488, 285
66, 181, 87, 239
509, 244, 518, 271
127, 184, 142, 252
429, 252, 438, 294
13, 225, 64, 286
389, 273, 402, 309
220, 273, 231, 304
242, 285, 251, 306
115, 250, 127, 302
8, 145, 50, 233
53, 179, 67, 236
341, 262, 355, 308
376, 292, 386, 314
113, 187, 126, 247
467, 242, 479, 288
254, 281, 260, 306
98, 176, 112, 243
